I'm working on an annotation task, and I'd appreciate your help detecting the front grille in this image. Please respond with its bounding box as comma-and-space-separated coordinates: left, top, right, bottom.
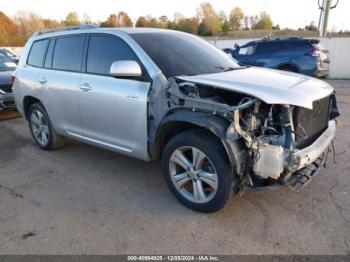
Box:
0, 84, 12, 93
293, 96, 330, 148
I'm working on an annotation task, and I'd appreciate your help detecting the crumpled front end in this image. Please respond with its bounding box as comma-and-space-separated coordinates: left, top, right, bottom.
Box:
230, 95, 338, 191
166, 77, 339, 191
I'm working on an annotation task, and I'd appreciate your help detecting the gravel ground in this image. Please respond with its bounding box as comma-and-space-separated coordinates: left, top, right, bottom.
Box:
0, 80, 349, 255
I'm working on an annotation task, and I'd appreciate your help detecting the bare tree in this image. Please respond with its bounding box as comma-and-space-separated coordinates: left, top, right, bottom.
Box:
243, 16, 250, 30
82, 13, 92, 24
249, 15, 259, 29
14, 11, 45, 39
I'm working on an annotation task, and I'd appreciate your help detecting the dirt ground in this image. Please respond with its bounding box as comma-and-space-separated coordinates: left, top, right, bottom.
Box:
0, 80, 349, 255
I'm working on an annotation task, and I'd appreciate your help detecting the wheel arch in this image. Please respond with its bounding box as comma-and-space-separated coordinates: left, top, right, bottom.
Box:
151, 110, 246, 172
276, 62, 300, 73
23, 96, 42, 120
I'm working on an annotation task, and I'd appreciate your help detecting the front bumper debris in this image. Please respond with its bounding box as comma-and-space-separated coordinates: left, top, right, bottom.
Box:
285, 152, 325, 190
282, 120, 336, 190
291, 120, 336, 172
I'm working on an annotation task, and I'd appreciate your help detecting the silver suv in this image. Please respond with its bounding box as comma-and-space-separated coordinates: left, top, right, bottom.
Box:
13, 26, 339, 212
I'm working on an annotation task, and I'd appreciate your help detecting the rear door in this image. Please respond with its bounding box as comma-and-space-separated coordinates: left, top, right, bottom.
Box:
253, 42, 281, 68
78, 34, 151, 157
19, 38, 50, 106
41, 35, 85, 135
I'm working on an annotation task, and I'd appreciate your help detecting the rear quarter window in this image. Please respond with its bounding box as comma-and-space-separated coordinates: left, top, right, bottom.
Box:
52, 36, 85, 72
27, 39, 50, 67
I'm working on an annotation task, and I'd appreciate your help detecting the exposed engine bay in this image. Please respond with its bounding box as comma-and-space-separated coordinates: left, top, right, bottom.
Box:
163, 78, 339, 190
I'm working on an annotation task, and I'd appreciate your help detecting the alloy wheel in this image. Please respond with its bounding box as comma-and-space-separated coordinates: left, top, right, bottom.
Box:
169, 146, 218, 204
30, 109, 50, 146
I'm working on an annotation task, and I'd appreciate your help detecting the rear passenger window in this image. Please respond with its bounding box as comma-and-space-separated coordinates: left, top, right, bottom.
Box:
52, 36, 84, 72
238, 44, 255, 55
256, 42, 281, 54
27, 39, 49, 67
87, 35, 139, 75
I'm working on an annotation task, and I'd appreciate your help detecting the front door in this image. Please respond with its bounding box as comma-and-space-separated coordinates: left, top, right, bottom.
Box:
78, 35, 151, 157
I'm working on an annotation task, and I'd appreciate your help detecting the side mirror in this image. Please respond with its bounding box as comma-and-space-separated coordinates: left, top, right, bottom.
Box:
110, 60, 142, 77
234, 43, 240, 50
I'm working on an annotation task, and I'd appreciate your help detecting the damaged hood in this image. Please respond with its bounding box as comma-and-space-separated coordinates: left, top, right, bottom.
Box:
177, 67, 333, 109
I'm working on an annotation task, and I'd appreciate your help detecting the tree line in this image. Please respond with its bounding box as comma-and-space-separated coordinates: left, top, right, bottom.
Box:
0, 2, 277, 46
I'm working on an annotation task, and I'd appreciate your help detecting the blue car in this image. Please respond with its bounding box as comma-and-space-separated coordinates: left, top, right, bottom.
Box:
229, 38, 330, 78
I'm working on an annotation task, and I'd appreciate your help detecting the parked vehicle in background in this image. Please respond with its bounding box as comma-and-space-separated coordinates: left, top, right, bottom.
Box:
0, 54, 16, 110
13, 27, 338, 212
228, 38, 330, 78
0, 48, 20, 64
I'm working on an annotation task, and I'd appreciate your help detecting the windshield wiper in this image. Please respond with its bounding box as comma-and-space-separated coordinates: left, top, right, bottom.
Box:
222, 67, 237, 72
214, 65, 243, 72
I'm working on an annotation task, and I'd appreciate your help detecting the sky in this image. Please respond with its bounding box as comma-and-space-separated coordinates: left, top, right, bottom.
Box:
0, 0, 349, 31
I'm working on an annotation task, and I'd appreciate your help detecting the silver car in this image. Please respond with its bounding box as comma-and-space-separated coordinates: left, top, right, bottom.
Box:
13, 26, 339, 212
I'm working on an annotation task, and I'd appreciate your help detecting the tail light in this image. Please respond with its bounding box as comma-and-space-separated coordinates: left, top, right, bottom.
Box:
309, 49, 320, 57
11, 72, 16, 83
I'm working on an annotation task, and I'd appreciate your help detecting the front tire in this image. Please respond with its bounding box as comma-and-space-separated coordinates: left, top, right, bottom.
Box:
28, 102, 65, 150
161, 130, 236, 213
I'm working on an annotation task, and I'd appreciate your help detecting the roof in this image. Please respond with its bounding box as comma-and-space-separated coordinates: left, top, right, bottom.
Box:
33, 25, 181, 38
255, 37, 306, 43
118, 27, 179, 34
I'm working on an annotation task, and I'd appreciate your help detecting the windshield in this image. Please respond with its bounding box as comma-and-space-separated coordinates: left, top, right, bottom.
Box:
0, 54, 17, 71
0, 49, 16, 59
130, 31, 240, 78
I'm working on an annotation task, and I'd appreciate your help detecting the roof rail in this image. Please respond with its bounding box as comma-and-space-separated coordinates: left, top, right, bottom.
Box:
33, 24, 98, 36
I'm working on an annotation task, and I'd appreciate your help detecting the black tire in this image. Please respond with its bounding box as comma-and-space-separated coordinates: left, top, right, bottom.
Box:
28, 102, 65, 150
161, 130, 237, 213
278, 65, 298, 73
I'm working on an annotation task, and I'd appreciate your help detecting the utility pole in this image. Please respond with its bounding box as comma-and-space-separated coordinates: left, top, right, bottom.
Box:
318, 0, 326, 36
321, 0, 331, 37
318, 0, 340, 37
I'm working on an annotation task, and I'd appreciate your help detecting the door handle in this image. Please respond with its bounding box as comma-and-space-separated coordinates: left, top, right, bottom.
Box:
79, 83, 92, 92
38, 77, 47, 84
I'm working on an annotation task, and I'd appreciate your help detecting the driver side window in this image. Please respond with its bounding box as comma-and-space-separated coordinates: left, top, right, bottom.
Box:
86, 35, 140, 76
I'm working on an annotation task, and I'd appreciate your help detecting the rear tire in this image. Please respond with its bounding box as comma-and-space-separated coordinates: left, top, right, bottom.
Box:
278, 65, 299, 73
161, 130, 237, 213
28, 102, 65, 150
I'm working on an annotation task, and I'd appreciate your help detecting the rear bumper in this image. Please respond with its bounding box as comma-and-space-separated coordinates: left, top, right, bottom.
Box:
315, 69, 329, 78
0, 90, 14, 110
315, 60, 330, 78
